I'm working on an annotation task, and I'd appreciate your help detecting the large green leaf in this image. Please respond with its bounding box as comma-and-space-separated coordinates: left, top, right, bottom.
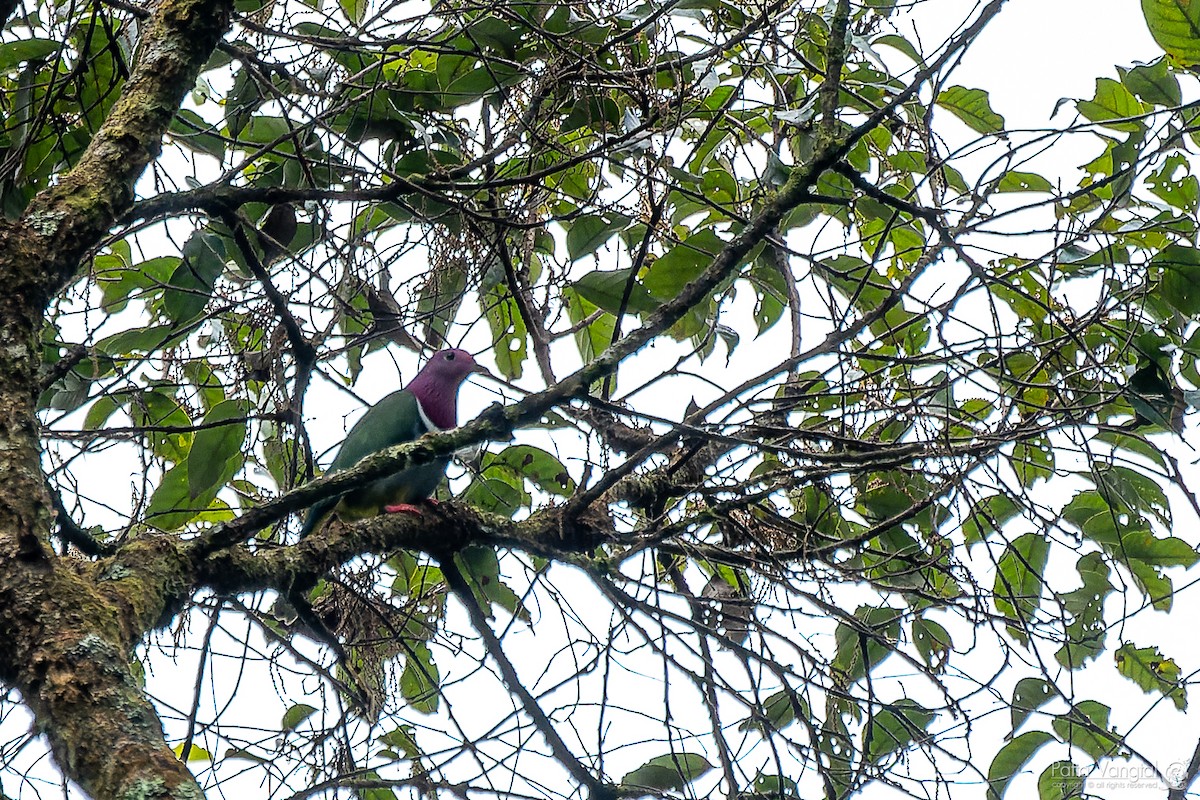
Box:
832, 606, 902, 683
399, 643, 440, 714
1076, 78, 1147, 132
1120, 57, 1182, 107
1142, 0, 1200, 65
566, 213, 630, 261
0, 39, 61, 72
483, 287, 528, 379
187, 400, 247, 500
987, 731, 1055, 800
935, 86, 1004, 134
865, 700, 934, 763
571, 268, 658, 316
642, 229, 726, 299
163, 232, 226, 323
621, 753, 713, 791
1038, 761, 1083, 800
1153, 245, 1200, 315
1050, 701, 1124, 761
1011, 678, 1055, 733
993, 533, 1049, 642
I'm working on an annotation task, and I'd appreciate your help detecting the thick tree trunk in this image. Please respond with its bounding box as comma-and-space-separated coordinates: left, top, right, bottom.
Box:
0, 0, 233, 794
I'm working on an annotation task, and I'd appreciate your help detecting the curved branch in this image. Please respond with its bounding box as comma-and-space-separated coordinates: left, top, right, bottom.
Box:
19, 0, 234, 297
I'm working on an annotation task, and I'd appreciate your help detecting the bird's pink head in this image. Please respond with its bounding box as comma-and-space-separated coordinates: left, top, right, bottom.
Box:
405, 349, 482, 430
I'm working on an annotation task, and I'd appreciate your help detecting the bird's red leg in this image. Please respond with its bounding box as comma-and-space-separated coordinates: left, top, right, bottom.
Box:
384, 498, 439, 514
383, 503, 424, 515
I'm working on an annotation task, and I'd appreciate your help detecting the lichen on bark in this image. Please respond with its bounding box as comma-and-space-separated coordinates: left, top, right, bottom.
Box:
0, 0, 236, 794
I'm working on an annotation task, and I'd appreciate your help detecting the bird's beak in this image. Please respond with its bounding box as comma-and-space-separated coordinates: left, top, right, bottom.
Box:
470, 362, 494, 379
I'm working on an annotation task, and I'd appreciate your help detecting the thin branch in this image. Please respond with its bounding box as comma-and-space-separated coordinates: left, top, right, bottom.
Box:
440, 554, 617, 800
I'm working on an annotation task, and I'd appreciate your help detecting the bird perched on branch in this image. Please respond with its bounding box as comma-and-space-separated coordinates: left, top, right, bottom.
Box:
298, 349, 485, 538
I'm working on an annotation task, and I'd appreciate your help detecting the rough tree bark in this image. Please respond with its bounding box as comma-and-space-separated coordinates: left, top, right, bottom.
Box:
0, 0, 233, 795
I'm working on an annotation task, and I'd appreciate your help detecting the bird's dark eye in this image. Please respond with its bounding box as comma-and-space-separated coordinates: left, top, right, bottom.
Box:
445, 352, 455, 360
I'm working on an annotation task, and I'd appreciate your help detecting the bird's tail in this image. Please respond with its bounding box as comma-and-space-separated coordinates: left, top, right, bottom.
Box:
298, 499, 335, 539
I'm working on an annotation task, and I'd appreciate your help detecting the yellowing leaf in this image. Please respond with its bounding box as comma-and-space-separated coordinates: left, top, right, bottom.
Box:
172, 743, 212, 761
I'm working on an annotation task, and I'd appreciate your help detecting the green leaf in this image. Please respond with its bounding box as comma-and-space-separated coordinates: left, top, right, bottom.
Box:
962, 494, 1021, 545
1142, 0, 1200, 66
97, 255, 180, 312
832, 606, 902, 683
1120, 58, 1182, 106
642, 229, 726, 300
936, 86, 1005, 134
1011, 678, 1055, 732
1076, 78, 1146, 132
355, 771, 398, 800
571, 268, 658, 316
494, 444, 574, 496
1055, 552, 1113, 668
282, 703, 318, 730
1092, 463, 1170, 526
987, 731, 1055, 800
1114, 643, 1187, 710
483, 287, 528, 379
621, 753, 713, 790
747, 260, 789, 337
993, 533, 1049, 642
563, 287, 615, 361
995, 171, 1053, 193
1153, 244, 1200, 315
458, 545, 530, 621
1094, 431, 1168, 470
97, 324, 189, 356
747, 773, 801, 799
84, 393, 123, 430
1011, 438, 1053, 487
865, 700, 934, 762
379, 725, 421, 759
1038, 761, 1083, 800
1050, 701, 1123, 760
169, 110, 225, 160
0, 39, 60, 72
223, 747, 268, 763
144, 464, 200, 531
187, 400, 247, 499
911, 617, 950, 671
339, 0, 366, 23
462, 474, 525, 517
873, 33, 923, 65
1062, 490, 1195, 610
400, 642, 440, 713
738, 688, 806, 733
163, 232, 225, 323
566, 213, 630, 261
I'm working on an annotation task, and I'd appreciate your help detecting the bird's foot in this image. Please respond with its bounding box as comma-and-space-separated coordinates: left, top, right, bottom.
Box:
383, 502, 425, 515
